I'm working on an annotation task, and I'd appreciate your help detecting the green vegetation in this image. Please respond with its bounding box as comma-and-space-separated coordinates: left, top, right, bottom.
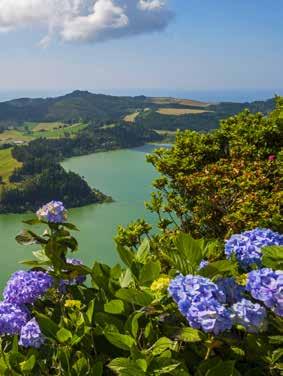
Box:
0, 100, 282, 375
0, 91, 276, 134
0, 122, 88, 144
145, 98, 283, 240
0, 123, 160, 213
0, 148, 22, 182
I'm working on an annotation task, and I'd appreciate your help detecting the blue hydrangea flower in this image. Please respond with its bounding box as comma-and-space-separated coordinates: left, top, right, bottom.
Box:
168, 275, 231, 335
216, 278, 245, 304
0, 302, 29, 335
36, 201, 67, 223
231, 298, 267, 333
19, 318, 45, 348
246, 268, 283, 317
225, 228, 283, 269
3, 271, 53, 305
199, 260, 209, 269
187, 298, 232, 335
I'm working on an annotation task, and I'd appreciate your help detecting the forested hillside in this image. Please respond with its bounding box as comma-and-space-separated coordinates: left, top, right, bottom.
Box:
0, 90, 276, 132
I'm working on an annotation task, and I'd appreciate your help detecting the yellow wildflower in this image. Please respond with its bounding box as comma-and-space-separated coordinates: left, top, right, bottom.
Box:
64, 300, 82, 309
151, 276, 170, 292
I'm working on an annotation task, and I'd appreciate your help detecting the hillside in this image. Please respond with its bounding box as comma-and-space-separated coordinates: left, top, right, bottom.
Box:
0, 90, 276, 133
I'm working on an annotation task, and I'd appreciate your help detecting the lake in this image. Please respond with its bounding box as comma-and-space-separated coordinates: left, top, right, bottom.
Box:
0, 144, 161, 289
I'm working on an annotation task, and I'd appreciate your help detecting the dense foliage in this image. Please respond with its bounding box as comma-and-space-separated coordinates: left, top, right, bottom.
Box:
0, 164, 110, 213
0, 201, 282, 375
145, 98, 282, 239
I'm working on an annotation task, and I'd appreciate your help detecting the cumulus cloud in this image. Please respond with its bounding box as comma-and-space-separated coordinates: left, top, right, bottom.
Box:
0, 0, 173, 44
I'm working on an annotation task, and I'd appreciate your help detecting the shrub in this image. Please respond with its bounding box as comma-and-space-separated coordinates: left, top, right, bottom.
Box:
146, 98, 283, 239
0, 201, 282, 375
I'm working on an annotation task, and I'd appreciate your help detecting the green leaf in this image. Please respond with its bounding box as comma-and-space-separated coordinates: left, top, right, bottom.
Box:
269, 336, 283, 345
91, 362, 103, 376
62, 222, 79, 231
34, 312, 59, 340
206, 360, 239, 376
262, 246, 283, 270
178, 327, 204, 343
104, 329, 136, 351
271, 348, 283, 364
72, 357, 88, 375
136, 238, 150, 264
117, 245, 134, 268
175, 233, 205, 265
22, 218, 42, 225
125, 312, 144, 338
104, 300, 125, 315
15, 230, 38, 246
108, 358, 146, 376
120, 268, 135, 288
139, 261, 161, 285
19, 355, 36, 372
115, 288, 153, 306
86, 299, 95, 325
200, 260, 237, 279
56, 328, 72, 344
152, 337, 177, 356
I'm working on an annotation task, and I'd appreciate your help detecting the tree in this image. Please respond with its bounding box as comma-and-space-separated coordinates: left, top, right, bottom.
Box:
145, 97, 283, 239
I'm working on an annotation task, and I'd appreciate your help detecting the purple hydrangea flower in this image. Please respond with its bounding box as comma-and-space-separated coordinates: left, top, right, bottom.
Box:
0, 302, 29, 335
19, 318, 45, 348
231, 298, 267, 333
199, 260, 209, 269
225, 228, 283, 269
3, 271, 53, 305
36, 201, 67, 223
246, 268, 283, 317
216, 278, 245, 304
168, 275, 231, 335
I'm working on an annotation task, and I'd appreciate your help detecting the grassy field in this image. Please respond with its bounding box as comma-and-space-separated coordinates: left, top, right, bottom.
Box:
149, 97, 210, 107
156, 108, 211, 116
124, 112, 140, 122
0, 148, 22, 182
0, 122, 87, 144
33, 122, 64, 132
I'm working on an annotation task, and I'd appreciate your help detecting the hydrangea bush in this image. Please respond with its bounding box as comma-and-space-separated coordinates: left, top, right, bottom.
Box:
0, 200, 281, 375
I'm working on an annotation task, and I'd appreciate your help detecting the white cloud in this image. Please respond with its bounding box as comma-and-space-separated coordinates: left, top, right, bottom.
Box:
0, 0, 173, 44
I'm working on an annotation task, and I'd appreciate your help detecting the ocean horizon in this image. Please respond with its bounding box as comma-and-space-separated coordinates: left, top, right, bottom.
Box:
0, 88, 282, 104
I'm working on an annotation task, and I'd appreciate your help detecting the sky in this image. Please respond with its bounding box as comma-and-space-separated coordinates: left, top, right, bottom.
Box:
0, 0, 282, 99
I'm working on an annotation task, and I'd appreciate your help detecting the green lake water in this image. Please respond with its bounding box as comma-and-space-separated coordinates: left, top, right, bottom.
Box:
0, 144, 161, 289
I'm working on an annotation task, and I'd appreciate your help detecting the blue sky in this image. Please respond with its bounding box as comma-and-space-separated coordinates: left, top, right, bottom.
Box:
0, 0, 282, 97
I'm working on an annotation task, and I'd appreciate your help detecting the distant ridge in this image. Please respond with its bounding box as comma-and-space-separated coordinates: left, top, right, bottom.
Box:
0, 90, 276, 132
